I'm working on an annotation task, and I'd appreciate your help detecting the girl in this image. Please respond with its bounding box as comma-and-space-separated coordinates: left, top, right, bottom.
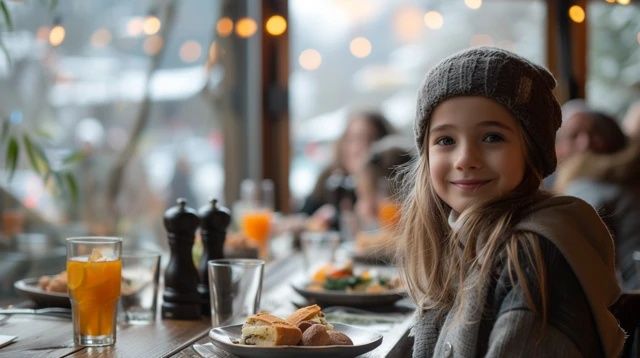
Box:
399, 47, 625, 357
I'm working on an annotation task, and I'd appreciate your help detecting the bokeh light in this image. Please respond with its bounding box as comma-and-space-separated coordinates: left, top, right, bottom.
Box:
350, 37, 372, 58
179, 41, 202, 63
424, 11, 444, 29
49, 25, 65, 47
143, 16, 161, 35
393, 6, 423, 42
143, 35, 163, 55
127, 16, 144, 36
236, 17, 257, 38
216, 17, 233, 37
465, 0, 482, 10
266, 15, 287, 36
299, 49, 322, 71
569, 5, 585, 23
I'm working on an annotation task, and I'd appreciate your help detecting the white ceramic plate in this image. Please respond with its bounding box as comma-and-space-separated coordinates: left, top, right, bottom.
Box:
208, 322, 382, 358
14, 278, 70, 308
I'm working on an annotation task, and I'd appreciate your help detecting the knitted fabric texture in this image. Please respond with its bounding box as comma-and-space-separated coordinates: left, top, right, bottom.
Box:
414, 47, 562, 178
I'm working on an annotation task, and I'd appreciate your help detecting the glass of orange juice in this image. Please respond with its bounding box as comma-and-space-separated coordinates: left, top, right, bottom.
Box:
238, 179, 274, 259
66, 237, 122, 346
240, 210, 273, 259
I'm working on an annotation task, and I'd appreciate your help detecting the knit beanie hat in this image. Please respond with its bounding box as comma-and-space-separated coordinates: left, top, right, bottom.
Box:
414, 47, 562, 178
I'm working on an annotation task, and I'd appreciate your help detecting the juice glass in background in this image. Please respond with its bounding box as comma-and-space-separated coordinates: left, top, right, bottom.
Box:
237, 178, 275, 260
377, 199, 401, 229
240, 210, 272, 259
67, 237, 122, 347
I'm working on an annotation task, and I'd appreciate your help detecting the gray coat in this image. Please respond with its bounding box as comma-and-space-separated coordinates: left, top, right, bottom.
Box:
412, 238, 603, 357
411, 195, 624, 357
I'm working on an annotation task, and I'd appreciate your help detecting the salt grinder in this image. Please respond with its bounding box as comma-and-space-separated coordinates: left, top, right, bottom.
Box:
198, 198, 231, 316
161, 198, 201, 319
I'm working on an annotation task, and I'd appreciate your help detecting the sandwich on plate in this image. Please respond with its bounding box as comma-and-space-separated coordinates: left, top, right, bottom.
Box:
240, 312, 302, 346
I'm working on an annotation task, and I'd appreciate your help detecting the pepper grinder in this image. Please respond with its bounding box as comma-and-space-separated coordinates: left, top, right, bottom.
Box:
198, 198, 231, 316
161, 198, 201, 320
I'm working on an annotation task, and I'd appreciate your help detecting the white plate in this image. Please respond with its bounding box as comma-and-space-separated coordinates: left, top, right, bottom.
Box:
14, 278, 70, 308
209, 322, 382, 358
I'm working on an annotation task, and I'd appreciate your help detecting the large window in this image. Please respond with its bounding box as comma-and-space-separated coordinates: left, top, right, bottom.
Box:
587, 1, 640, 118
288, 0, 546, 205
0, 0, 260, 300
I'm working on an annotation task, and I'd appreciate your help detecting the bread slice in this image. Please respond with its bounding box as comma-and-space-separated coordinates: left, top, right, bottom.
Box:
241, 313, 302, 346
286, 305, 333, 329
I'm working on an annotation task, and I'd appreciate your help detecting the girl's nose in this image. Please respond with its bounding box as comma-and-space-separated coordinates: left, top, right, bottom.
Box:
454, 143, 482, 170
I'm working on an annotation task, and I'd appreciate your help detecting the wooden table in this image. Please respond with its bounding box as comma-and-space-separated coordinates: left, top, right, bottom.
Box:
0, 254, 414, 358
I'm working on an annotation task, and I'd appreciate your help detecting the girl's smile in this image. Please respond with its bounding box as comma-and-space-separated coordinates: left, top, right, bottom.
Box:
450, 179, 493, 191
426, 96, 527, 213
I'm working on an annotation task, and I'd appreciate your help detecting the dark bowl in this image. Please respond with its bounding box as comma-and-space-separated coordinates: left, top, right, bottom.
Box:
291, 282, 405, 308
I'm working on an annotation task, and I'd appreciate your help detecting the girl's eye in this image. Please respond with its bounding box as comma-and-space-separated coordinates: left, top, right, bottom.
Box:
435, 136, 455, 146
483, 133, 505, 143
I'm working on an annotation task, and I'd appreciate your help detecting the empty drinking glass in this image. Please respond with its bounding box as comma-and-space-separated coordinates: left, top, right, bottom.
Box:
120, 252, 161, 325
208, 259, 264, 327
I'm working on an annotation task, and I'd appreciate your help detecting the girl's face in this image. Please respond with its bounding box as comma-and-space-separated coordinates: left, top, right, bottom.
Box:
426, 96, 526, 214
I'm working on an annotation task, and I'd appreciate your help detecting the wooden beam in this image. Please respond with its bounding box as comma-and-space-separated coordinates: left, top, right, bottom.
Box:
547, 0, 587, 103
261, 0, 291, 212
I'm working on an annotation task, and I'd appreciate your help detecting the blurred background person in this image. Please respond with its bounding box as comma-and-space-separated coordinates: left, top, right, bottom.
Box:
556, 103, 627, 164
549, 101, 627, 188
299, 110, 394, 230
555, 116, 639, 290
354, 135, 414, 231
352, 136, 414, 260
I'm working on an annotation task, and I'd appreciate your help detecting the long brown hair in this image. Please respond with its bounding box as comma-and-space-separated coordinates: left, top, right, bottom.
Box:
397, 124, 549, 322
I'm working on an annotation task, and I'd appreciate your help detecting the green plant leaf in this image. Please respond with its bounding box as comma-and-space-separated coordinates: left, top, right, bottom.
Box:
62, 151, 84, 165
64, 172, 78, 203
0, 0, 13, 30
5, 136, 19, 179
34, 128, 53, 139
48, 0, 58, 12
23, 134, 49, 175
1, 118, 9, 141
